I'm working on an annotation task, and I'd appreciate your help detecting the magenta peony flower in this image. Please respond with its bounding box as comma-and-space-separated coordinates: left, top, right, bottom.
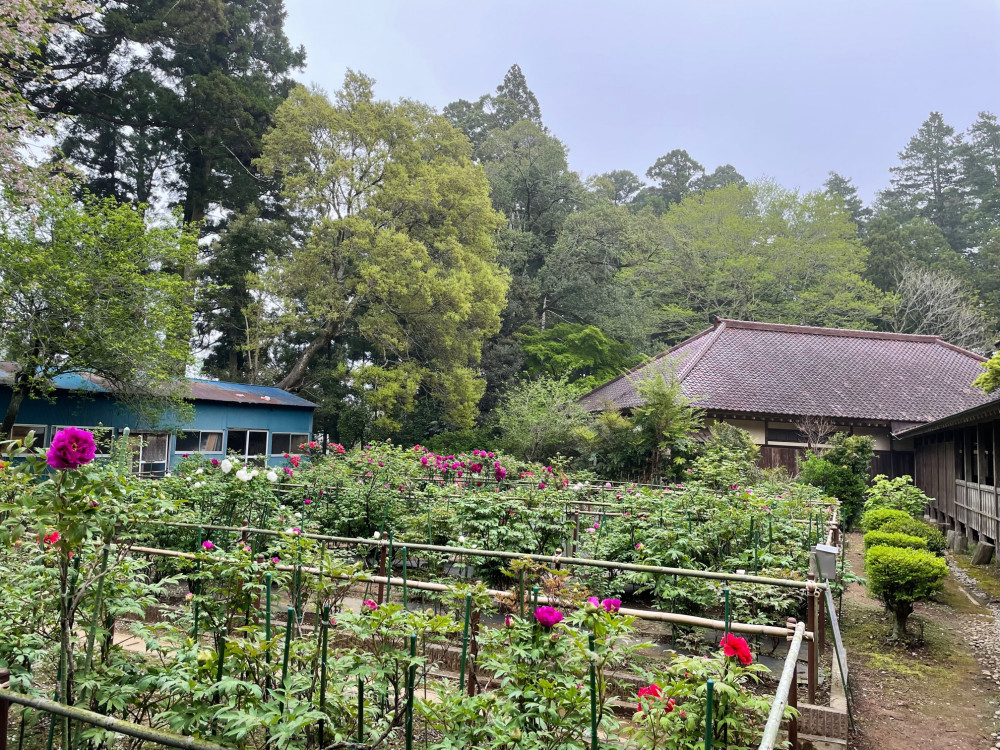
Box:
202, 540, 214, 550
362, 599, 378, 612
601, 598, 622, 613
46, 427, 97, 470
534, 606, 564, 628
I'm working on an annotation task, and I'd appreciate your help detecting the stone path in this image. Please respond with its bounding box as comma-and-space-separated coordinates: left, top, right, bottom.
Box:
946, 558, 1000, 749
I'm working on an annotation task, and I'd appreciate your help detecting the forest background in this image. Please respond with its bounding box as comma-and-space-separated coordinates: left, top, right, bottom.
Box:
2, 0, 999, 453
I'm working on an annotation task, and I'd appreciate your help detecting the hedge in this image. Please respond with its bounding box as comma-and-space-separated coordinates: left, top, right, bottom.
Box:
860, 508, 911, 533
879, 517, 947, 553
863, 530, 928, 551
865, 545, 948, 639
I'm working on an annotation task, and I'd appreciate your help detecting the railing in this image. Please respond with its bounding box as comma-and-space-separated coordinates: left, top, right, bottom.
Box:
0, 669, 227, 750
756, 622, 805, 750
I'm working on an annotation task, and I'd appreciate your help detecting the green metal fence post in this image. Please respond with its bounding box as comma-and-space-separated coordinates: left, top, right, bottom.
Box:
588, 634, 598, 750
264, 572, 272, 692
704, 679, 714, 750
278, 606, 293, 716
724, 588, 730, 635
458, 594, 472, 694
401, 547, 408, 609
318, 605, 329, 747
357, 675, 364, 743
193, 527, 203, 641
405, 634, 417, 750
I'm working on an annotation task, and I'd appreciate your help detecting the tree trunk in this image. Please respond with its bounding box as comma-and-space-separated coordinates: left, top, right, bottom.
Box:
0, 379, 28, 438
276, 324, 336, 392
890, 602, 912, 640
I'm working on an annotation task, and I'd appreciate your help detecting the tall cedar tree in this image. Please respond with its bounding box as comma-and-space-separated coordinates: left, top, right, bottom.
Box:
27, 0, 304, 380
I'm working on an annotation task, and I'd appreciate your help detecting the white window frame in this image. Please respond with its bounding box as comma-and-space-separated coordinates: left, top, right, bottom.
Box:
174, 430, 225, 454
226, 429, 270, 462
129, 432, 169, 477
10, 424, 47, 445
51, 425, 115, 457
270, 432, 310, 456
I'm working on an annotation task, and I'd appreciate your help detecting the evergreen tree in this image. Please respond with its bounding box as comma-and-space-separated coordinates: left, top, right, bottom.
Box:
645, 149, 705, 206
880, 112, 967, 251
824, 171, 871, 227
962, 111, 1000, 245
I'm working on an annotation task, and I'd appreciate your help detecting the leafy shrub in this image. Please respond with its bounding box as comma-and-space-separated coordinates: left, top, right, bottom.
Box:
865, 545, 947, 639
496, 376, 592, 462
691, 422, 762, 489
860, 508, 912, 532
879, 517, 947, 553
864, 475, 930, 517
798, 433, 875, 528
863, 530, 927, 551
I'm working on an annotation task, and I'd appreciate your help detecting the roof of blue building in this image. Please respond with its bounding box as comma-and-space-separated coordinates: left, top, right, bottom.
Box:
0, 362, 316, 409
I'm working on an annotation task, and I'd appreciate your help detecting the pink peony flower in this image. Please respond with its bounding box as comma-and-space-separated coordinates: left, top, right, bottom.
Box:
211, 458, 220, 467
46, 427, 97, 470
534, 606, 564, 628
601, 598, 621, 613
362, 599, 378, 612
202, 541, 214, 550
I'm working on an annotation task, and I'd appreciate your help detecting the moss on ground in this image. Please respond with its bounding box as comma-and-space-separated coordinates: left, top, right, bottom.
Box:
953, 552, 1000, 601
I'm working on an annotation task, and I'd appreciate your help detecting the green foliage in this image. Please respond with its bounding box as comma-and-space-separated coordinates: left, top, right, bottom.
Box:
518, 323, 638, 387
496, 377, 591, 462
632, 373, 704, 479
577, 410, 647, 477
878, 517, 947, 554
863, 530, 928, 551
691, 423, 762, 490
253, 74, 509, 430
798, 433, 875, 527
864, 544, 947, 639
864, 474, 930, 516
647, 183, 884, 341
0, 186, 197, 435
860, 508, 913, 532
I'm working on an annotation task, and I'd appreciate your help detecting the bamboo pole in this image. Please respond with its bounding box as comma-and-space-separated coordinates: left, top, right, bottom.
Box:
133, 524, 826, 591
0, 688, 227, 750
128, 545, 814, 640
757, 621, 806, 750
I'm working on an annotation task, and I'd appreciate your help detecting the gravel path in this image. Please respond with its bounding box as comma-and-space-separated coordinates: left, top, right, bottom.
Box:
946, 557, 1000, 749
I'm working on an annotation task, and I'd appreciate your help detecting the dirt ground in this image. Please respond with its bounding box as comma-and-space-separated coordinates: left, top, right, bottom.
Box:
841, 532, 997, 750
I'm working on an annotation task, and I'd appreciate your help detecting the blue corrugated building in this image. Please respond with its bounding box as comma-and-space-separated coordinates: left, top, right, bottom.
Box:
0, 362, 316, 474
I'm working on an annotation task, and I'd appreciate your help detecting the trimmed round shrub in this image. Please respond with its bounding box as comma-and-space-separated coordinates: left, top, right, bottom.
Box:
865, 545, 948, 639
863, 530, 928, 551
879, 517, 947, 553
861, 508, 911, 533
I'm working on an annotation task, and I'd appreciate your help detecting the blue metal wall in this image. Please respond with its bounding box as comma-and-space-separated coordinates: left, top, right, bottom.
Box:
0, 387, 314, 469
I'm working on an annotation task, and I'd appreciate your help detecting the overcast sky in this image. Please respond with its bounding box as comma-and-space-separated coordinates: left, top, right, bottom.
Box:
283, 1, 1000, 202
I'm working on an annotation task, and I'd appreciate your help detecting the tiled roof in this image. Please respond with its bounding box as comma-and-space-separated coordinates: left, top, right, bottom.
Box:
0, 362, 316, 409
578, 319, 993, 423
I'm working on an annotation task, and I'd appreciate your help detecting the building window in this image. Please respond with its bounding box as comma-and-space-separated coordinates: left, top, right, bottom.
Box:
227, 429, 269, 463
765, 427, 807, 445
985, 423, 996, 487
271, 433, 310, 456
52, 426, 115, 457
10, 424, 46, 445
957, 433, 966, 481
175, 431, 224, 454
971, 427, 980, 484
129, 432, 168, 477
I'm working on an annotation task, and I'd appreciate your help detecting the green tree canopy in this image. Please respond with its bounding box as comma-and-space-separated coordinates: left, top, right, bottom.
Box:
252, 74, 509, 431
646, 182, 884, 341
518, 323, 639, 387
0, 185, 197, 435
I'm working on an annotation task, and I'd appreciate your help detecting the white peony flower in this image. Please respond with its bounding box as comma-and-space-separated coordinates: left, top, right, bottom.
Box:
193, 481, 203, 489
251, 469, 259, 478
220, 459, 233, 474
196, 468, 204, 475
373, 531, 381, 539
266, 471, 278, 483
457, 535, 466, 544
236, 468, 251, 482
